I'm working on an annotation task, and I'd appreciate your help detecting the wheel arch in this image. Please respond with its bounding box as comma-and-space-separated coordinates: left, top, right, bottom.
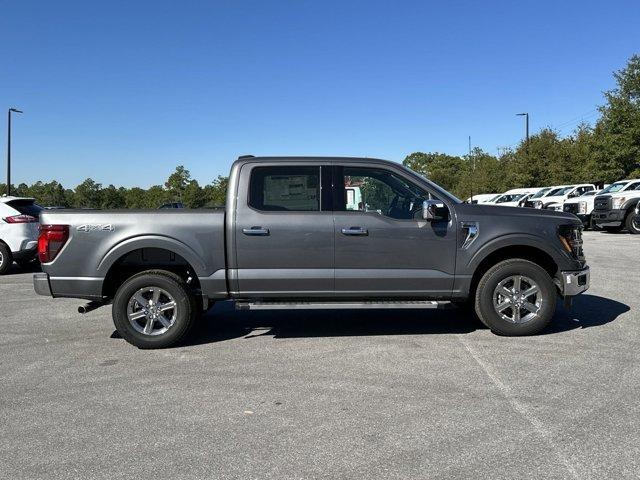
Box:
101, 245, 203, 299
467, 242, 561, 300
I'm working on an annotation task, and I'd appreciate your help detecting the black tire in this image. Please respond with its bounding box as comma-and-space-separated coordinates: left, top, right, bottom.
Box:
112, 270, 197, 349
0, 243, 13, 275
602, 225, 623, 233
474, 259, 557, 336
625, 212, 640, 234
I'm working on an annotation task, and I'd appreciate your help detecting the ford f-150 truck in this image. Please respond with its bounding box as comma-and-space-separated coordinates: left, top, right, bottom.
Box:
33, 156, 590, 348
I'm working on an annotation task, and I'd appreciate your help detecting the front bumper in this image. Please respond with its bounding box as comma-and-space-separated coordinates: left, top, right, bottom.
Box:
558, 266, 590, 297
33, 272, 52, 297
593, 209, 625, 227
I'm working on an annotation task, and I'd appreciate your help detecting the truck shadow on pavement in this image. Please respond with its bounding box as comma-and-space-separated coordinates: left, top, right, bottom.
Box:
181, 294, 628, 347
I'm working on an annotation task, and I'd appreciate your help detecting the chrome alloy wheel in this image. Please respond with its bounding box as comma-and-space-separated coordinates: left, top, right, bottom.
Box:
127, 287, 177, 336
492, 275, 542, 324
0, 251, 4, 268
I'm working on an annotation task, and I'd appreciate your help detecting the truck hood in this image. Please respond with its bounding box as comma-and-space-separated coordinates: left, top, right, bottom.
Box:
539, 195, 566, 205
459, 203, 580, 224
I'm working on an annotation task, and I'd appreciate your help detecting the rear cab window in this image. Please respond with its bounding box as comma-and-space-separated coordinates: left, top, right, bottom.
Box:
249, 166, 321, 211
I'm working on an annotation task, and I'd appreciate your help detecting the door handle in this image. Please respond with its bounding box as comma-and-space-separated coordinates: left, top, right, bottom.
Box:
341, 227, 368, 236
242, 227, 270, 236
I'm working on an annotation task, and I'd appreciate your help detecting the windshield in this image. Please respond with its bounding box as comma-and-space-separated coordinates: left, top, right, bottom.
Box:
600, 182, 628, 193
547, 186, 573, 196
529, 188, 551, 199
496, 194, 524, 203
580, 191, 597, 197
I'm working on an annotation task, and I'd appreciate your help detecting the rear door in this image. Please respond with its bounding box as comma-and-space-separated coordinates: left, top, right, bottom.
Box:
332, 164, 457, 298
233, 162, 334, 297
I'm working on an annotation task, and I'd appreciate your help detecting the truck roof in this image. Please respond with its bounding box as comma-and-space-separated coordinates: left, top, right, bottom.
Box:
233, 155, 401, 166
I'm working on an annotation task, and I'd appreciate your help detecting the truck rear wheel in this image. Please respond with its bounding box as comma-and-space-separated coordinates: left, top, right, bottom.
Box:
112, 270, 197, 349
474, 259, 556, 336
0, 243, 12, 275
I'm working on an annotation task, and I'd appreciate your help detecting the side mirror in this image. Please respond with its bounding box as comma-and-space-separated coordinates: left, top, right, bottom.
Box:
422, 199, 445, 221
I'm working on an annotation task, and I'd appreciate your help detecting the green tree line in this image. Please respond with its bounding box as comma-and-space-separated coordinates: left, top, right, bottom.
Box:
2, 54, 639, 207
0, 166, 228, 209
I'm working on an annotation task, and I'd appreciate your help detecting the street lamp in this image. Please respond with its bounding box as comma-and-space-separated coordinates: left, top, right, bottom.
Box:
6, 108, 23, 196
516, 112, 529, 151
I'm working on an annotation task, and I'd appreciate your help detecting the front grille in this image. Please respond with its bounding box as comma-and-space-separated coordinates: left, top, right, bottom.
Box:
594, 196, 611, 211
563, 203, 579, 214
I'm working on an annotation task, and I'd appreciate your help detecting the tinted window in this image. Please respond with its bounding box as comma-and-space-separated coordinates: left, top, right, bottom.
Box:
338, 167, 435, 220
249, 166, 320, 211
7, 199, 43, 217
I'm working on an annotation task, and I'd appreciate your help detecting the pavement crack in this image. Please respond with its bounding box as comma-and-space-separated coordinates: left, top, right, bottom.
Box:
456, 334, 581, 480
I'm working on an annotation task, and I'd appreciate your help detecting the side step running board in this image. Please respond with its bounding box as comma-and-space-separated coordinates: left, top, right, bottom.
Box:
235, 300, 447, 311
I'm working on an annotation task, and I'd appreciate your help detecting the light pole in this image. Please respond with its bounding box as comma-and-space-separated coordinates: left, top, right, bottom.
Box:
516, 112, 529, 152
6, 108, 23, 196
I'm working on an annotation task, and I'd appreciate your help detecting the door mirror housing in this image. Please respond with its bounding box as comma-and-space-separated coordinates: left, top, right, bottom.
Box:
422, 199, 446, 221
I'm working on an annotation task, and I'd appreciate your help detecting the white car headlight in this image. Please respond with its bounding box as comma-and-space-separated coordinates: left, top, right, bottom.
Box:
578, 201, 587, 214
535, 201, 543, 209
612, 197, 626, 209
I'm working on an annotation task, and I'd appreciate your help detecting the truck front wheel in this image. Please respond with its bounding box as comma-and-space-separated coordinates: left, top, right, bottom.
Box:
474, 259, 557, 336
625, 212, 640, 234
112, 270, 197, 349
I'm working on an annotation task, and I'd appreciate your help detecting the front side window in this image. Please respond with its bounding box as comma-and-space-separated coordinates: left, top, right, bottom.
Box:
249, 166, 320, 211
338, 167, 435, 220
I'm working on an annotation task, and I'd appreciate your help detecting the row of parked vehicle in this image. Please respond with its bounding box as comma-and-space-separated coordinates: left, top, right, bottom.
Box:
467, 178, 640, 233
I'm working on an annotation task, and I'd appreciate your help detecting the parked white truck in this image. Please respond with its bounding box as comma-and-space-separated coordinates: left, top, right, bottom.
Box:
592, 179, 640, 233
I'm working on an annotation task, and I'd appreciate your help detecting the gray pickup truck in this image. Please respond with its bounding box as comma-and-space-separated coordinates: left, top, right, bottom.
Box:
34, 156, 590, 348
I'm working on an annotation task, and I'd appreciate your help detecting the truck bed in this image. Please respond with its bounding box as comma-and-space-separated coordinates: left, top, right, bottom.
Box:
38, 209, 227, 300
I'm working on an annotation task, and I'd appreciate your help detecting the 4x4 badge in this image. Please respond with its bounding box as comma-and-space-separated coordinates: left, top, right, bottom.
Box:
76, 224, 115, 233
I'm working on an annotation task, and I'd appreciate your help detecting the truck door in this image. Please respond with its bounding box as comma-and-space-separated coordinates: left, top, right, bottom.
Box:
332, 165, 456, 298
233, 163, 334, 297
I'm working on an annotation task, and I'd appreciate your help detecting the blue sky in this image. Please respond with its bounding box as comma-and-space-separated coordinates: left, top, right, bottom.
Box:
1, 0, 639, 188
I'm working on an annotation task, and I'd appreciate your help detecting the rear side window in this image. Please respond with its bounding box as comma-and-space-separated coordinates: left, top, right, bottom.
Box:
249, 166, 320, 211
6, 199, 43, 217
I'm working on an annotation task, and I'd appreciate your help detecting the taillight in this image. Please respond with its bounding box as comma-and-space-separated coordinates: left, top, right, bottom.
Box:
3, 214, 38, 223
38, 224, 69, 263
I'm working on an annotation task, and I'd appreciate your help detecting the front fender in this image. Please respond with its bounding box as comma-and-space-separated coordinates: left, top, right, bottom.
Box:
464, 233, 573, 273
96, 235, 208, 277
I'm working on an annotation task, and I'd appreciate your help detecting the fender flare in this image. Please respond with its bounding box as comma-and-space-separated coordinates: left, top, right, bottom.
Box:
465, 233, 568, 273
96, 235, 208, 277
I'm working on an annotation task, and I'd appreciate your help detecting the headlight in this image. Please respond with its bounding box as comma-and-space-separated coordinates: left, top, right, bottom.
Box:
558, 225, 584, 261
612, 197, 626, 209
534, 201, 543, 209
550, 204, 562, 211
578, 201, 587, 214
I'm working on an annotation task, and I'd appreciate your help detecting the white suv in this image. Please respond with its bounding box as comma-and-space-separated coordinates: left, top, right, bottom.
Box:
0, 196, 42, 274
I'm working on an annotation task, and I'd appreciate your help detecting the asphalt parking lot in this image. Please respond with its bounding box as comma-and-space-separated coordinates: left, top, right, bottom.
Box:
1, 231, 639, 480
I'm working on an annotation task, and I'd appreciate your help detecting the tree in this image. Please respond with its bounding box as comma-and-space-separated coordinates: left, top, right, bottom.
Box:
590, 54, 640, 182
101, 184, 125, 209
73, 179, 103, 208
164, 165, 191, 201
203, 175, 229, 206
403, 152, 464, 192
183, 180, 207, 208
